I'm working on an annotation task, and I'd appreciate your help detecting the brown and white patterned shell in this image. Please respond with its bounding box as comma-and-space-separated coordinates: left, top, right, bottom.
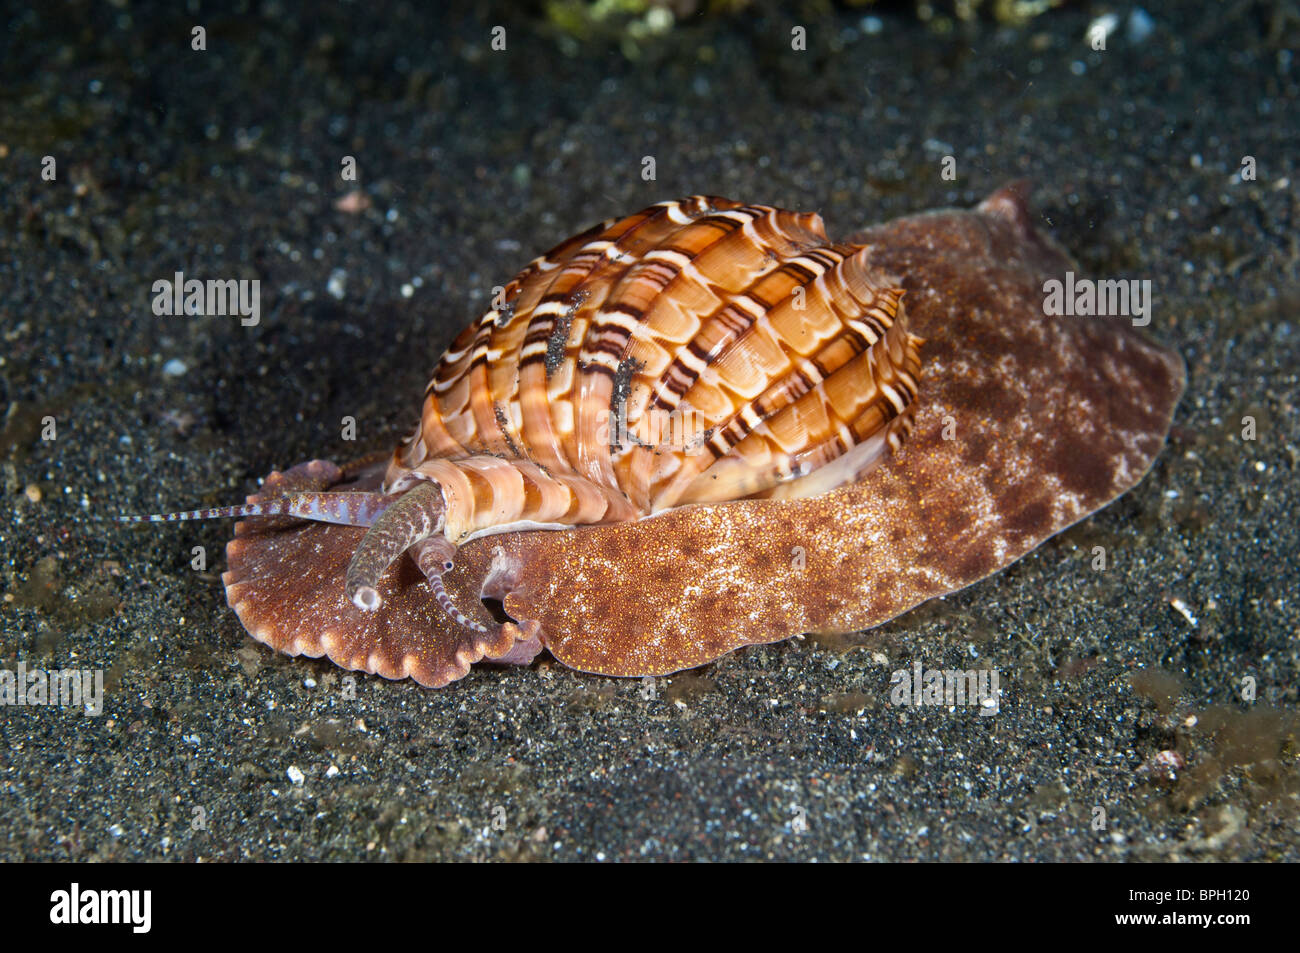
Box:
386, 196, 923, 542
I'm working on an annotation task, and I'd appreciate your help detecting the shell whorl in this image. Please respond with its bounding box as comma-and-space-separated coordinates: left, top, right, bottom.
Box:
388, 196, 922, 541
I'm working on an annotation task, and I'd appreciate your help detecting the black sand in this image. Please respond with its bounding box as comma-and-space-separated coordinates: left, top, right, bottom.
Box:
1, 0, 1297, 861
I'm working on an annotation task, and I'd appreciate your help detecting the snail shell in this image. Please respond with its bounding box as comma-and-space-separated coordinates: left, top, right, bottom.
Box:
387, 195, 923, 545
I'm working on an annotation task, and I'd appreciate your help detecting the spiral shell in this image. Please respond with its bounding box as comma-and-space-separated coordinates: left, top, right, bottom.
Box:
387, 196, 923, 543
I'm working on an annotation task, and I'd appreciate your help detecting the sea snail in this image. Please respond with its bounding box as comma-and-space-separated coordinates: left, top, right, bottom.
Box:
127, 196, 925, 658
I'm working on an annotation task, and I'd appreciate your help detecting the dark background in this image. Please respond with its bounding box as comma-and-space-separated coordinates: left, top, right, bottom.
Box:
1, 0, 1297, 860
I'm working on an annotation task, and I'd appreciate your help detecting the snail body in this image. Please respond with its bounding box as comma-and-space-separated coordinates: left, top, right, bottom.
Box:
125, 186, 1187, 688
130, 196, 922, 647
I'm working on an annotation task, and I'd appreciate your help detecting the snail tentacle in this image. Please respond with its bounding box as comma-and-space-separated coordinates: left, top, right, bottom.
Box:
118, 490, 397, 527
409, 536, 486, 633
410, 537, 544, 661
